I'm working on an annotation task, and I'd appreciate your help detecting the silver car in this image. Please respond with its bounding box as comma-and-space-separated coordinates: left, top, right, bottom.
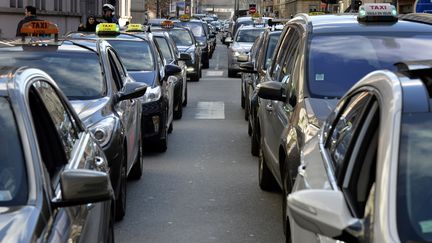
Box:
0, 66, 114, 242
287, 60, 432, 243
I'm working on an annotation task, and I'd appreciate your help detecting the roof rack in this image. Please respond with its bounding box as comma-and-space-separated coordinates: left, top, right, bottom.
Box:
398, 13, 432, 25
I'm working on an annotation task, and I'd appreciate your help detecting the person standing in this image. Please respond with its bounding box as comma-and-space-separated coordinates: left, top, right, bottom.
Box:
16, 6, 40, 36
101, 4, 119, 24
78, 15, 99, 32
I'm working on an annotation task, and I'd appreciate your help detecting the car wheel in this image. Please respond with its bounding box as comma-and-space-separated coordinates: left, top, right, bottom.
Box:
182, 85, 188, 107
174, 100, 183, 119
258, 138, 278, 191
168, 122, 173, 134
241, 84, 245, 108
199, 66, 202, 78
128, 138, 143, 180
244, 100, 249, 121
248, 119, 252, 136
115, 152, 127, 221
251, 123, 259, 156
157, 125, 168, 152
282, 158, 295, 237
190, 73, 200, 81
202, 55, 209, 69
228, 69, 236, 78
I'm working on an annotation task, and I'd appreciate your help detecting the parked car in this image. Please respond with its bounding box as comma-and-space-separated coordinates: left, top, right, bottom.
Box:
256, 6, 432, 238
152, 25, 202, 81
4, 21, 147, 221
288, 60, 432, 243
0, 66, 114, 242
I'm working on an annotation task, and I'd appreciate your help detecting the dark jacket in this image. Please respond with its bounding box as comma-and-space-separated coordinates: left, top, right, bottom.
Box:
16, 15, 40, 36
102, 15, 119, 24
78, 16, 100, 32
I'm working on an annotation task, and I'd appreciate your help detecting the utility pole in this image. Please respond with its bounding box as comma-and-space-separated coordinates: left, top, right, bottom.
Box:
157, 0, 160, 17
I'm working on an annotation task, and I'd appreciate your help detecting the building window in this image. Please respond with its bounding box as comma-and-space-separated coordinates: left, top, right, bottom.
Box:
54, 0, 63, 11
10, 0, 16, 8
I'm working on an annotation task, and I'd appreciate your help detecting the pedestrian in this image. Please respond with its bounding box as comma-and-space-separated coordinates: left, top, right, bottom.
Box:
78, 15, 99, 32
101, 4, 119, 24
16, 5, 41, 37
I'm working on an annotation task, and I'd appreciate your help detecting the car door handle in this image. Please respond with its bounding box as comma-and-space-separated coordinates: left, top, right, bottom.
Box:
265, 103, 273, 112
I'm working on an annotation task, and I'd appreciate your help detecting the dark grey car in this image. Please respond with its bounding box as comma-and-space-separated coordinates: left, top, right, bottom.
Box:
0, 66, 114, 242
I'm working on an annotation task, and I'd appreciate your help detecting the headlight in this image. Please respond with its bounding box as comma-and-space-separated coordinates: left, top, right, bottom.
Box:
233, 51, 240, 57
198, 41, 206, 47
140, 86, 161, 103
89, 117, 116, 147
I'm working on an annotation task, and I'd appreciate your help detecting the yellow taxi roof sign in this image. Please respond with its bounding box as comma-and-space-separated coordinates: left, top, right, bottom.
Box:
179, 14, 191, 22
251, 12, 262, 19
96, 23, 120, 35
21, 21, 59, 35
308, 11, 326, 15
161, 20, 174, 29
126, 23, 145, 32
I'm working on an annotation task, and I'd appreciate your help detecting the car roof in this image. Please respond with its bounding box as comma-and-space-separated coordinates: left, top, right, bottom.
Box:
0, 40, 97, 53
238, 25, 266, 30
301, 14, 432, 34
67, 32, 150, 42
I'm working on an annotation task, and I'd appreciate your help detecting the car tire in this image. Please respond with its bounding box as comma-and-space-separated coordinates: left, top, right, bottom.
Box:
251, 123, 259, 156
190, 73, 200, 81
128, 138, 143, 180
241, 84, 245, 108
244, 101, 249, 121
157, 126, 168, 153
199, 66, 202, 78
168, 122, 173, 134
228, 69, 236, 78
115, 152, 127, 221
282, 157, 295, 238
174, 100, 183, 120
107, 202, 115, 243
182, 85, 188, 107
202, 54, 209, 69
248, 119, 252, 136
258, 138, 278, 191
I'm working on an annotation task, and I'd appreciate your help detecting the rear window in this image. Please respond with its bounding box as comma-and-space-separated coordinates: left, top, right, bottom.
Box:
397, 113, 432, 242
169, 29, 194, 46
0, 98, 27, 206
236, 29, 264, 42
308, 33, 432, 98
0, 51, 105, 100
155, 37, 174, 63
108, 40, 155, 71
175, 22, 205, 37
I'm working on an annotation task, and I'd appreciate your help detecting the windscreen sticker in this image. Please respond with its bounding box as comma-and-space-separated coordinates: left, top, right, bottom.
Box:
0, 190, 12, 201
419, 220, 432, 233
315, 74, 325, 81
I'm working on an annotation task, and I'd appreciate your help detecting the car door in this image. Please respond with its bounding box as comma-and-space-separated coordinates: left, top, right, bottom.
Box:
107, 49, 140, 172
292, 91, 378, 243
28, 80, 109, 243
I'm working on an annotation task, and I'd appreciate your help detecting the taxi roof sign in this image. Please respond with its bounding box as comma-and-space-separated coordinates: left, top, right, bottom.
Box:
126, 23, 145, 32
96, 23, 120, 35
161, 20, 174, 29
20, 21, 59, 41
358, 3, 398, 22
179, 14, 191, 22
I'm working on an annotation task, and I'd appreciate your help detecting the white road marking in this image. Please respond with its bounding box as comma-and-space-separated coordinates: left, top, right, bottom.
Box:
206, 70, 224, 76
195, 101, 225, 119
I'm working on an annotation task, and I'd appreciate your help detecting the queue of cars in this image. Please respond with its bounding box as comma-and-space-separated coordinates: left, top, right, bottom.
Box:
236, 4, 432, 242
0, 16, 211, 241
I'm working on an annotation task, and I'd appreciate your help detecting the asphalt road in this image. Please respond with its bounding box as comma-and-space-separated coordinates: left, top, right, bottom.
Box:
114, 40, 285, 243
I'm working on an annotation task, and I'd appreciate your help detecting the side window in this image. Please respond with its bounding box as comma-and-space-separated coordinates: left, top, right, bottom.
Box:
341, 102, 379, 219
278, 29, 300, 83
29, 81, 80, 180
155, 37, 174, 63
269, 27, 292, 79
108, 50, 123, 90
326, 92, 373, 178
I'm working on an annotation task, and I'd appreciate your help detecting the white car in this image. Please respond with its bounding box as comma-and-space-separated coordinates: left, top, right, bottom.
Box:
287, 60, 432, 243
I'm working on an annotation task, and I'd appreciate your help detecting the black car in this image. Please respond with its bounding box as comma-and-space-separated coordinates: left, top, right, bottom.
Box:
152, 25, 202, 82
1, 34, 147, 221
256, 11, 432, 237
152, 31, 188, 119
174, 19, 211, 68
241, 28, 282, 156
0, 66, 114, 242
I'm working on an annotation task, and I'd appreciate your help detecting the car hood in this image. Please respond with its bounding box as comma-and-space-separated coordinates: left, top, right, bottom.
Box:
0, 206, 40, 243
305, 97, 339, 128
129, 71, 157, 87
177, 45, 193, 52
70, 97, 110, 124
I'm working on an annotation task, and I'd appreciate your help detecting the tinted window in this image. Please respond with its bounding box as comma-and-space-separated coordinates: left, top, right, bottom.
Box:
108, 40, 155, 71
175, 22, 205, 37
397, 113, 432, 242
0, 98, 27, 206
0, 51, 105, 100
308, 34, 432, 98
166, 29, 194, 46
236, 29, 264, 42
264, 33, 281, 69
155, 37, 174, 63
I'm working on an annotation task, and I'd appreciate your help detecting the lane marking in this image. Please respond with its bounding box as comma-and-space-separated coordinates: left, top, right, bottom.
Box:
195, 101, 225, 119
206, 70, 224, 76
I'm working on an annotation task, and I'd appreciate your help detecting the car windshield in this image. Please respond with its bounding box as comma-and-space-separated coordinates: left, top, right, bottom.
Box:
0, 51, 105, 100
0, 98, 27, 206
308, 33, 432, 98
155, 37, 174, 63
397, 113, 432, 242
236, 29, 264, 42
167, 29, 194, 46
264, 33, 281, 69
175, 22, 205, 37
108, 40, 155, 71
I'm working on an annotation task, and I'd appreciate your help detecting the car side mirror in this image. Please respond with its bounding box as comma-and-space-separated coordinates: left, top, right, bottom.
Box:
179, 53, 192, 61
257, 81, 285, 101
52, 169, 114, 207
240, 62, 257, 73
288, 190, 363, 242
165, 64, 182, 76
225, 37, 233, 43
117, 82, 148, 102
